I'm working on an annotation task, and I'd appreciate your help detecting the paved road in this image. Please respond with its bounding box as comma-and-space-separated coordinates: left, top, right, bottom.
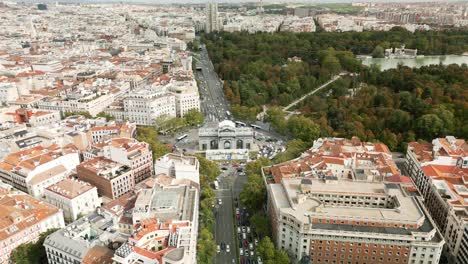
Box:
195, 43, 231, 122
214, 166, 239, 264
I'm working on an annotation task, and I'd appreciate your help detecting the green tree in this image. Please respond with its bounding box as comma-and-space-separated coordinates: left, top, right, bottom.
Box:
63, 111, 92, 118
273, 250, 290, 264
287, 116, 320, 142
416, 114, 445, 139
257, 237, 276, 260
239, 173, 266, 211
321, 54, 341, 75
135, 126, 171, 159
11, 229, 58, 264
250, 213, 271, 238
96, 111, 116, 121
265, 107, 288, 134
245, 158, 272, 177
274, 139, 309, 163
184, 109, 204, 127
371, 45, 385, 58
197, 228, 216, 264
196, 154, 220, 186
388, 109, 411, 132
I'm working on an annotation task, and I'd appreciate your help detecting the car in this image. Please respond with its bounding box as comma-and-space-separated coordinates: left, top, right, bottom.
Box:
236, 208, 240, 214
226, 245, 230, 253
221, 167, 228, 171
217, 245, 220, 253
242, 233, 247, 240
254, 238, 259, 246
236, 214, 240, 220
218, 199, 222, 205
239, 248, 244, 256
237, 227, 241, 233
247, 227, 251, 233
249, 243, 253, 250
245, 249, 249, 256
257, 256, 263, 264
240, 257, 245, 264
250, 250, 254, 256
241, 226, 246, 233
221, 242, 226, 250
243, 240, 249, 248
246, 259, 251, 264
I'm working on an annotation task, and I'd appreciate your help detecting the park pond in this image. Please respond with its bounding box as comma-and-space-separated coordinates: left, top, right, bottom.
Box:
360, 55, 468, 71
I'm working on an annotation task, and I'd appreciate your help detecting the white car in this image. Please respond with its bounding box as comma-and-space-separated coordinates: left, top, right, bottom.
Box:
226, 245, 230, 253
254, 238, 259, 245
249, 243, 253, 250
250, 250, 254, 256
237, 227, 241, 233
241, 226, 246, 233
246, 227, 251, 233
218, 199, 222, 205
239, 248, 244, 256
257, 256, 263, 264
217, 245, 220, 253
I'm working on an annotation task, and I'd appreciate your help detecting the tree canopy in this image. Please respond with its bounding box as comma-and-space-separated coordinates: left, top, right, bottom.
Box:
135, 126, 171, 159
204, 30, 468, 151
257, 237, 291, 264
10, 229, 58, 264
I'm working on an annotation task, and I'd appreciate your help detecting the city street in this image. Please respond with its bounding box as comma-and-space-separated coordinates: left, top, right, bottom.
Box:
195, 43, 231, 122
214, 165, 240, 264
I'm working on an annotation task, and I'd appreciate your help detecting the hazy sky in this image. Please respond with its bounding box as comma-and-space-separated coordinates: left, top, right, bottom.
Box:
22, 0, 468, 3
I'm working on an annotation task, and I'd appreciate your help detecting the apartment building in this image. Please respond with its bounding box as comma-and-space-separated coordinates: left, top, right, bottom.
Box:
0, 144, 80, 197
37, 91, 115, 116
76, 157, 134, 200
267, 137, 400, 184
113, 175, 199, 264
44, 211, 119, 264
0, 185, 65, 263
31, 60, 64, 73
266, 178, 444, 264
7, 108, 61, 127
88, 121, 136, 144
262, 137, 444, 264
84, 137, 153, 184
0, 82, 19, 103
406, 136, 468, 264
44, 178, 100, 222
166, 77, 200, 117
154, 153, 200, 185
44, 174, 199, 264
102, 137, 153, 183
107, 88, 176, 126
205, 3, 220, 33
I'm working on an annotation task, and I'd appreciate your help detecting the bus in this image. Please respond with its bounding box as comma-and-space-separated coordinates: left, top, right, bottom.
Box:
213, 180, 219, 190
235, 121, 246, 127
176, 134, 188, 141
250, 124, 261, 130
